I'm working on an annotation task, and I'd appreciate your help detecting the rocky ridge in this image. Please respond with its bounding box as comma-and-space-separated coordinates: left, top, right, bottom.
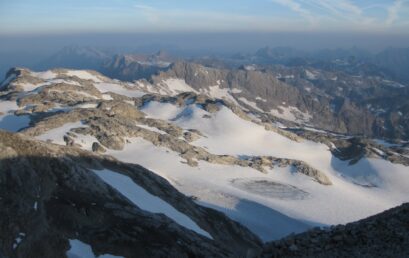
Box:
262, 202, 409, 258
100, 58, 409, 140
1, 68, 332, 185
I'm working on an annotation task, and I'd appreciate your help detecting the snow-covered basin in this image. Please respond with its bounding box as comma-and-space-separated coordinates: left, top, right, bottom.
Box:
93, 168, 212, 239
135, 101, 409, 239
0, 101, 30, 132
67, 239, 123, 258
141, 102, 409, 195
33, 100, 409, 241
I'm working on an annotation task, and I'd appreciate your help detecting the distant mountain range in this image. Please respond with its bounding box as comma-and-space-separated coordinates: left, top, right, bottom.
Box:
6, 45, 406, 141
35, 45, 112, 71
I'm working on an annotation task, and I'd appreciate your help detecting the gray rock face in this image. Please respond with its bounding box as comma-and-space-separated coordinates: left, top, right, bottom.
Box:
92, 141, 106, 153
101, 54, 170, 81
148, 62, 381, 138
100, 59, 407, 140
262, 202, 409, 258
20, 92, 331, 185
0, 131, 262, 258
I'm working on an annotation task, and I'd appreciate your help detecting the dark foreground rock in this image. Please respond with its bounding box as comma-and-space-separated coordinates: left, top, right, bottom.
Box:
0, 131, 262, 258
262, 203, 409, 258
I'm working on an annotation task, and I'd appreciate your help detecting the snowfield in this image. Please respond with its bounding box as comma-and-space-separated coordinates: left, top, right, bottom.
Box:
136, 101, 409, 240
5, 68, 409, 243
161, 78, 198, 95
94, 168, 212, 239
29, 97, 409, 242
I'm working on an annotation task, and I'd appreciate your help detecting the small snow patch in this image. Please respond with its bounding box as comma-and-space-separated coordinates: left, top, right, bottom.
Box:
67, 239, 123, 258
66, 70, 103, 82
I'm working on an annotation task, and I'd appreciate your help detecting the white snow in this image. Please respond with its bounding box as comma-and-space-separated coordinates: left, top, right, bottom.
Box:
372, 147, 386, 157
93, 168, 212, 238
302, 126, 328, 134
13, 233, 25, 250
22, 85, 409, 243
102, 94, 113, 100
238, 97, 264, 112
305, 70, 317, 80
18, 82, 41, 92
106, 101, 409, 241
141, 101, 183, 120
74, 103, 99, 109
244, 65, 257, 71
35, 120, 98, 151
94, 82, 145, 98
0, 101, 30, 132
200, 85, 239, 105
17, 79, 82, 92
31, 71, 57, 80
67, 239, 123, 258
160, 78, 198, 95
66, 70, 103, 82
255, 96, 267, 102
136, 123, 167, 134
35, 121, 86, 145
104, 137, 315, 240
74, 133, 99, 151
270, 106, 312, 123
230, 88, 243, 94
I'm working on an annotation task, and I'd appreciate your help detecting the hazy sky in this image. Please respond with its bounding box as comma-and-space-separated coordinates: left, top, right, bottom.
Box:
1, 0, 409, 35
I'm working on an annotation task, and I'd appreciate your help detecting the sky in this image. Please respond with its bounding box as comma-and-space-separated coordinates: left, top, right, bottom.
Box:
0, 0, 409, 35
1, 0, 409, 74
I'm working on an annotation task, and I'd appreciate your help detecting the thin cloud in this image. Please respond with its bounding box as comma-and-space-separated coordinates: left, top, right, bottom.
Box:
386, 0, 404, 26
304, 0, 362, 20
271, 0, 317, 25
134, 4, 155, 11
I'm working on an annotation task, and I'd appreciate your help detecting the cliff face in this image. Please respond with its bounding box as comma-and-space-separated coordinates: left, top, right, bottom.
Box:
150, 62, 378, 137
